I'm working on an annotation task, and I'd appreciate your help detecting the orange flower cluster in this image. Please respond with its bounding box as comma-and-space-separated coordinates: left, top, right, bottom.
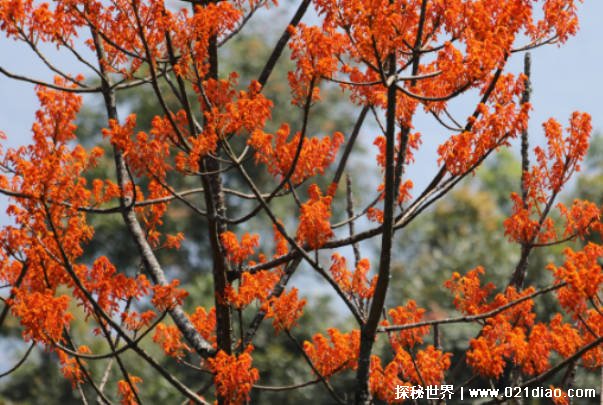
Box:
410, 346, 452, 386
537, 0, 581, 43
179, 77, 273, 172
296, 184, 334, 249
548, 243, 603, 316
0, 83, 100, 277
102, 114, 170, 180
189, 306, 217, 348
225, 270, 280, 309
117, 376, 143, 405
57, 346, 91, 386
367, 207, 384, 223
172, 2, 243, 78
0, 0, 82, 55
120, 310, 156, 332
558, 199, 601, 238
385, 300, 430, 349
273, 224, 289, 257
438, 75, 530, 175
504, 192, 549, 243
151, 279, 189, 311
220, 231, 260, 266
369, 347, 451, 403
445, 267, 599, 378
444, 270, 512, 376
102, 114, 178, 245
90, 179, 122, 206
10, 288, 73, 345
208, 348, 259, 405
248, 124, 344, 186
153, 323, 190, 359
539, 112, 592, 192
329, 254, 376, 300
548, 314, 582, 359
444, 266, 495, 315
466, 335, 507, 378
303, 328, 360, 377
580, 309, 603, 368
163, 232, 185, 249
262, 288, 306, 333
288, 23, 347, 103
504, 112, 593, 245
84, 256, 150, 317
370, 299, 452, 402
369, 355, 411, 404
311, 0, 430, 73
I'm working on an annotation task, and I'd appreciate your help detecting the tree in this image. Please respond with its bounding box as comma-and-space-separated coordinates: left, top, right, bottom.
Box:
0, 1, 601, 404
0, 17, 356, 403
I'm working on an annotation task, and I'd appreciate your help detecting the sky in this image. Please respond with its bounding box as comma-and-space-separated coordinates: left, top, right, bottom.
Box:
0, 1, 602, 218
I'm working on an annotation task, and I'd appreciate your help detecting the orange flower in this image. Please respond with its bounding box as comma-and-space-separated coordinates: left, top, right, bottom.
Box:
367, 207, 384, 223
164, 232, 185, 249
437, 77, 529, 176
248, 124, 344, 186
85, 256, 150, 317
220, 231, 260, 265
120, 310, 156, 332
208, 348, 259, 405
352, 259, 376, 299
466, 335, 507, 378
153, 323, 190, 359
505, 112, 593, 245
444, 266, 495, 315
303, 328, 360, 377
57, 346, 91, 387
151, 279, 188, 311
549, 314, 582, 358
548, 243, 603, 316
273, 224, 289, 257
10, 288, 73, 345
225, 270, 280, 309
288, 23, 347, 103
515, 323, 552, 375
117, 376, 142, 405
407, 346, 452, 386
189, 306, 217, 347
329, 253, 352, 291
504, 193, 542, 243
557, 200, 600, 238
579, 309, 603, 368
296, 184, 333, 249
551, 386, 570, 405
263, 288, 306, 333
328, 254, 376, 299
369, 354, 412, 404
387, 300, 430, 349
397, 179, 414, 205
